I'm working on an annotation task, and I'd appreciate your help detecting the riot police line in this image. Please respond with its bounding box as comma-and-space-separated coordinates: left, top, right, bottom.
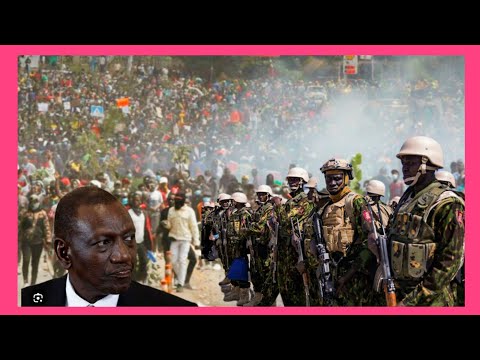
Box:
199, 136, 465, 307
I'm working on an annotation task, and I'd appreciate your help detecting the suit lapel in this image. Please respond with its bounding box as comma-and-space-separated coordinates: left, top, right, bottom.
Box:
116, 282, 136, 306
44, 275, 68, 306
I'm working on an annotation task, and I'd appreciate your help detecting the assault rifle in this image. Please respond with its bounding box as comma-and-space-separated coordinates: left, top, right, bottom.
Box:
268, 210, 279, 284
365, 200, 397, 307
220, 210, 229, 267
311, 211, 335, 305
290, 217, 310, 306
213, 210, 225, 266
245, 215, 256, 274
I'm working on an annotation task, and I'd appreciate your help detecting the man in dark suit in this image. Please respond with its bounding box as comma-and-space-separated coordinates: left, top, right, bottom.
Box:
22, 186, 197, 307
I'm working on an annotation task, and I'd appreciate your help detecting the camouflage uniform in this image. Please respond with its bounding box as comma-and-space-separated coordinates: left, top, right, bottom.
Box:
209, 208, 230, 272
314, 190, 376, 306
389, 180, 465, 306
225, 205, 253, 306
276, 191, 320, 306
225, 206, 252, 263
249, 201, 279, 306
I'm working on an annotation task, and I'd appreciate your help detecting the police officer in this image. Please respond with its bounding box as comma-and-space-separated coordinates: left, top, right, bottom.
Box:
223, 192, 252, 305
389, 136, 465, 306
435, 170, 457, 189
362, 179, 393, 305
315, 158, 373, 306
200, 201, 216, 261
435, 169, 465, 305
245, 185, 279, 306
209, 193, 234, 289
273, 167, 319, 306
363, 180, 393, 259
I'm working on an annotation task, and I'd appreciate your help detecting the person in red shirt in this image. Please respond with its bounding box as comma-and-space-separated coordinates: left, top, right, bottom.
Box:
389, 169, 405, 202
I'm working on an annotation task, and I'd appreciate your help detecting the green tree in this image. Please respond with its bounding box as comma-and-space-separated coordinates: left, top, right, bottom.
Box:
73, 131, 120, 180
169, 144, 192, 168
102, 108, 123, 139
350, 153, 363, 195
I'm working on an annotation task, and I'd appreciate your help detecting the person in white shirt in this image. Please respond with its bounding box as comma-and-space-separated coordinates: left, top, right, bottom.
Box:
127, 191, 151, 283
165, 192, 200, 292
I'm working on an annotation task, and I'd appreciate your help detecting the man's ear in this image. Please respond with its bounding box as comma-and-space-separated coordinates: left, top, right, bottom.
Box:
54, 238, 72, 269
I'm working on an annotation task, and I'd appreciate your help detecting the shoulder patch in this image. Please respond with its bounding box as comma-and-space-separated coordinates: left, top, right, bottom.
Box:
362, 209, 372, 223
455, 210, 464, 225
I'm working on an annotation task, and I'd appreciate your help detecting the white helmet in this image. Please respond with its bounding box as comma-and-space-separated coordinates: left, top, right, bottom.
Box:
396, 136, 444, 168
396, 136, 443, 186
306, 177, 318, 188
217, 193, 232, 202
203, 201, 215, 208
435, 170, 456, 188
231, 192, 248, 204
366, 180, 385, 197
159, 176, 168, 184
256, 184, 273, 195
286, 167, 309, 183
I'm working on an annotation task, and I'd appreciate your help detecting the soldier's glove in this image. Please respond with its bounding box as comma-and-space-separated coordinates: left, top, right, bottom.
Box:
295, 260, 306, 274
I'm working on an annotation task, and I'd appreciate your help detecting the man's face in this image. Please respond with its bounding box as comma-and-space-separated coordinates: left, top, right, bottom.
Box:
131, 194, 142, 209
67, 202, 137, 300
219, 199, 231, 209
287, 177, 302, 191
257, 192, 269, 203
325, 173, 345, 195
400, 155, 423, 184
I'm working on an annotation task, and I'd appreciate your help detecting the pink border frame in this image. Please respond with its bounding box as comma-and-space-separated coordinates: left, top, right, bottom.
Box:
2, 45, 476, 315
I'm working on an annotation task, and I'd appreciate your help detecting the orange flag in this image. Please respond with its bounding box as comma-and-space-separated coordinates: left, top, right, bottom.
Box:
116, 97, 130, 108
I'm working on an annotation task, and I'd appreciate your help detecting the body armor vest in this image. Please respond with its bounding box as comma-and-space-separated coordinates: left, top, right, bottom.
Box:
389, 181, 464, 281
284, 191, 312, 234
320, 192, 357, 256
226, 207, 251, 258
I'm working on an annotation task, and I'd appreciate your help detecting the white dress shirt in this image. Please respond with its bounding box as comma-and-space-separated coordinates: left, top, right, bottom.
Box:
65, 273, 119, 307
